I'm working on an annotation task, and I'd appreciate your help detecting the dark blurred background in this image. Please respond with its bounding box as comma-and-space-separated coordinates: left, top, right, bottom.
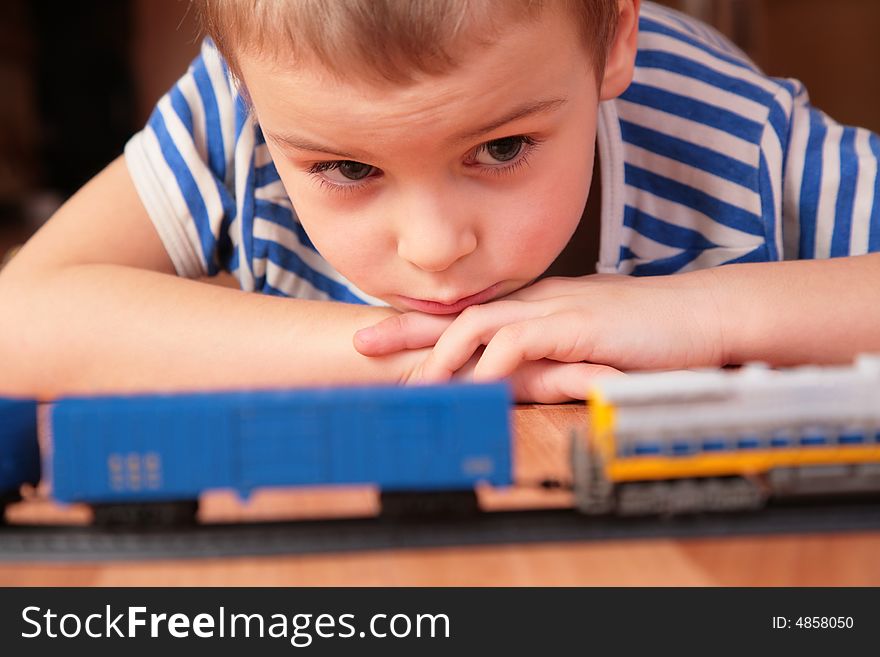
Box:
0, 0, 201, 255
1, 0, 880, 255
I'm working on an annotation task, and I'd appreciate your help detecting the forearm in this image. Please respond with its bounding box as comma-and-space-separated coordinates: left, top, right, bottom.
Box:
0, 264, 413, 398
707, 253, 880, 366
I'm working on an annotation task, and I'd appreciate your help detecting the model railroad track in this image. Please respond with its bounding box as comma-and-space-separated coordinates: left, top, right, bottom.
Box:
3, 497, 880, 561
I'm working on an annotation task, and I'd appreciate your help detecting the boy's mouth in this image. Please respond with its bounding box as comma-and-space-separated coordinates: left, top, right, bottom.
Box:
395, 283, 502, 315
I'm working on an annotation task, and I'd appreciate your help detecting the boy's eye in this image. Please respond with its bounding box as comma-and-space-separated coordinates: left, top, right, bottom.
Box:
486, 137, 523, 162
309, 160, 378, 183
471, 136, 532, 165
336, 161, 375, 180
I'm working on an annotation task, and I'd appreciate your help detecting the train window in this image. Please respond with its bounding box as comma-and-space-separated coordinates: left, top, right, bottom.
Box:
632, 442, 662, 456
701, 438, 728, 452
735, 436, 761, 449
770, 433, 794, 448
108, 454, 123, 491
670, 441, 697, 456
837, 429, 867, 445
144, 452, 162, 490
798, 432, 828, 446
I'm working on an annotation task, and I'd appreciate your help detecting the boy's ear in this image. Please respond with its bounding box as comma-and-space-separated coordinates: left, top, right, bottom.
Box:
599, 0, 640, 101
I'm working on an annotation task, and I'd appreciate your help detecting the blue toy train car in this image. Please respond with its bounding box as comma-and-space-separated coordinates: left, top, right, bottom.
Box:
0, 398, 40, 521
48, 383, 513, 523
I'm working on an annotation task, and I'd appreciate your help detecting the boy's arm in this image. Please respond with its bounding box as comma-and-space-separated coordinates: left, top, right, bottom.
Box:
0, 157, 420, 398
710, 254, 880, 366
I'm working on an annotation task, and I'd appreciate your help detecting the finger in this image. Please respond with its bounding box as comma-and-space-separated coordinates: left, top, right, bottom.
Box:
353, 312, 454, 356
511, 361, 623, 403
503, 276, 577, 302
419, 300, 539, 381
472, 313, 591, 381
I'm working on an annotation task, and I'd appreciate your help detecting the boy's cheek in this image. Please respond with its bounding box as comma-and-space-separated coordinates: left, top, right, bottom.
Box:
495, 205, 582, 271
293, 206, 380, 264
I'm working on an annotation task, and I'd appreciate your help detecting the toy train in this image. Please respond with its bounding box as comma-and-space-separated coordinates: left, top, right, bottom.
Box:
3, 357, 880, 526
0, 398, 40, 522
573, 356, 880, 515
47, 382, 513, 523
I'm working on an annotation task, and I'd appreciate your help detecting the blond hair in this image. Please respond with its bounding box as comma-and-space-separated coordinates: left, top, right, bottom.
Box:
193, 0, 621, 85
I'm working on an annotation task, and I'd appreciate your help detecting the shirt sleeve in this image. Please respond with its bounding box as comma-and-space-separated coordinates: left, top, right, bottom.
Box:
124, 39, 251, 278
778, 80, 880, 260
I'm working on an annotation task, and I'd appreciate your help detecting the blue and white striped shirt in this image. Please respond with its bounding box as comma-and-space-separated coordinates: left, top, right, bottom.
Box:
124, 1, 880, 300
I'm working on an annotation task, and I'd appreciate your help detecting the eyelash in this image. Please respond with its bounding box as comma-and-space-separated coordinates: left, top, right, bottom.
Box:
305, 135, 543, 195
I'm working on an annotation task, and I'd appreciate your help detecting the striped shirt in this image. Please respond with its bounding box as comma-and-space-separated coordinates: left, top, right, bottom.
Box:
124, 1, 880, 301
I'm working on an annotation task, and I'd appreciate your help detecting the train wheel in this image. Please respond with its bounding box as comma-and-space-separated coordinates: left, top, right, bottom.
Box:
698, 477, 766, 512
616, 481, 673, 516
91, 500, 200, 527
616, 477, 766, 516
379, 490, 479, 519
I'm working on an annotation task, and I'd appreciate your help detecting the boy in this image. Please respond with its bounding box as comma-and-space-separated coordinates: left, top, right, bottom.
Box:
1, 0, 879, 403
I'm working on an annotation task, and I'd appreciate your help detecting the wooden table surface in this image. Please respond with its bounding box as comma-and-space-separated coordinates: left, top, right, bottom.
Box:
2, 404, 879, 586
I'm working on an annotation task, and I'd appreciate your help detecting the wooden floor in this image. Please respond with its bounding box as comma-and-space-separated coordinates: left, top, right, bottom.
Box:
2, 404, 880, 586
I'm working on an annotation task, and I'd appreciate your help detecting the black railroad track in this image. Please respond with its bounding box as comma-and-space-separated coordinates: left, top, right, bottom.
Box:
2, 497, 880, 561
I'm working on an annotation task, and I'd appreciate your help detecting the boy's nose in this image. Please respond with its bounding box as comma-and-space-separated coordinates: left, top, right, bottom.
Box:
395, 196, 477, 273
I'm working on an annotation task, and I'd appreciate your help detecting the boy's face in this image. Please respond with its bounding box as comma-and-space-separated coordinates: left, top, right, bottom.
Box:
242, 8, 611, 313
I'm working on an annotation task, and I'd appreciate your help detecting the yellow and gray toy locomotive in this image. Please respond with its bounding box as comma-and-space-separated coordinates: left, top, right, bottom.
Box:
572, 356, 880, 515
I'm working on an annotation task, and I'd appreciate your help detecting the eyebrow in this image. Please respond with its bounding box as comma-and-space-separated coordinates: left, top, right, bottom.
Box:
265, 97, 568, 160
452, 97, 568, 143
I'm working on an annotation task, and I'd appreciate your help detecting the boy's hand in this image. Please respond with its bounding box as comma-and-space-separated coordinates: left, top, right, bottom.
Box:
354, 274, 726, 400
412, 346, 623, 403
